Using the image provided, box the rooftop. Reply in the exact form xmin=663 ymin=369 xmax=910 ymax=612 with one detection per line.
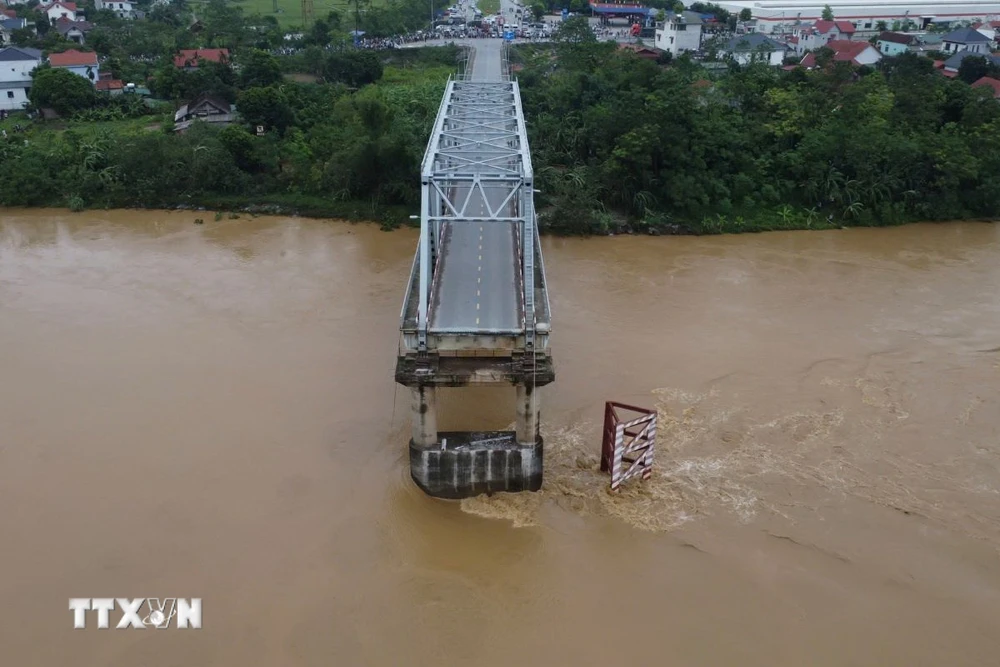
xmin=814 ymin=19 xmax=856 ymax=34
xmin=53 ymin=18 xmax=94 ymax=35
xmin=0 ymin=17 xmax=28 ymax=30
xmin=173 ymin=48 xmax=230 ymax=68
xmin=943 ymin=48 xmax=1000 ymax=70
xmin=43 ymin=1 xmax=79 ymax=11
xmin=725 ymin=33 xmax=787 ymax=51
xmin=972 ymin=75 xmax=1000 ymax=96
xmin=48 ymin=48 xmax=98 ymax=67
xmin=96 ymin=78 xmax=124 ymax=92
xmin=942 ymin=27 xmax=992 ymax=42
xmin=0 ymin=46 xmax=43 ymax=61
xmin=800 ymin=40 xmax=877 ymax=66
xmin=878 ymin=31 xmax=918 ymax=45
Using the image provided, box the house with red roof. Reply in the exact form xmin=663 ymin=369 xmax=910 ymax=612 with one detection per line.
xmin=971 ymin=76 xmax=1000 ymax=98
xmin=95 ymin=71 xmax=123 ymax=94
xmin=794 ymin=19 xmax=855 ymax=55
xmin=39 ymin=1 xmax=78 ymax=23
xmin=973 ymin=21 xmax=1000 ymax=42
xmin=617 ymin=43 xmax=660 ymax=61
xmin=173 ymin=48 xmax=229 ymax=70
xmin=48 ymin=48 xmax=99 ymax=83
xmin=801 ymin=40 xmax=882 ymax=68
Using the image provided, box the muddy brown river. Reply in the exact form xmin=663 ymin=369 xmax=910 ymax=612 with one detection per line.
xmin=1 ymin=209 xmax=999 ymax=666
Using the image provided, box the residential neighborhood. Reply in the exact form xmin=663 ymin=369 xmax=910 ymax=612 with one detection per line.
xmin=0 ymin=0 xmax=240 ymax=122
xmin=635 ymin=2 xmax=1000 ymax=85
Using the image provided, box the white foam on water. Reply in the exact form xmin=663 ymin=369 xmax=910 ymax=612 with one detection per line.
xmin=462 ymin=375 xmax=1000 ymax=544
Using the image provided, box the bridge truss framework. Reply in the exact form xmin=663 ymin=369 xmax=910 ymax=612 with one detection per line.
xmin=416 ymin=74 xmax=539 ymax=348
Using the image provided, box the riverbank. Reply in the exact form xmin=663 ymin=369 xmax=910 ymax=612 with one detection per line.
xmin=8 ymin=205 xmax=997 ymax=240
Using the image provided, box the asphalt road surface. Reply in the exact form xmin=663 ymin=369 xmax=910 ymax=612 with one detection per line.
xmin=428 ymin=40 xmax=522 ymax=333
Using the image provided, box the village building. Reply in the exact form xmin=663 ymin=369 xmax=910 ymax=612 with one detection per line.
xmin=173 ymin=48 xmax=230 ymax=70
xmin=52 ymin=17 xmax=93 ymax=44
xmin=721 ymin=33 xmax=789 ymax=65
xmin=0 ymin=45 xmax=41 ymax=111
xmin=801 ymin=39 xmax=884 ymax=66
xmin=174 ymin=92 xmax=237 ymax=132
xmin=654 ymin=11 xmax=703 ymax=57
xmin=48 ymin=48 xmax=99 ymax=83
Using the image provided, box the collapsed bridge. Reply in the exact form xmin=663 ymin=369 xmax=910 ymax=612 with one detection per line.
xmin=395 ymin=40 xmax=554 ymax=499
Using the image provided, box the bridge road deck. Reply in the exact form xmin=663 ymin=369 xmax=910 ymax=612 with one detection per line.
xmin=428 ymin=39 xmax=522 ymax=335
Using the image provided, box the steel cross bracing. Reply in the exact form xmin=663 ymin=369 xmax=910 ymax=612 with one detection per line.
xmin=416 ymin=76 xmax=537 ymax=349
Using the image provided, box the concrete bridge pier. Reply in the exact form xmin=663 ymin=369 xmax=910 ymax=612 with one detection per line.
xmin=410 ymin=386 xmax=438 ymax=448
xmin=398 ymin=355 xmax=553 ymax=498
xmin=515 ymin=384 xmax=540 ymax=446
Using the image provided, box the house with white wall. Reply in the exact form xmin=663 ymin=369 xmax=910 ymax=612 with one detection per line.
xmin=722 ymin=33 xmax=788 ymax=65
xmin=40 ymin=1 xmax=79 ymax=23
xmin=801 ymin=40 xmax=883 ymax=67
xmin=876 ymin=31 xmax=918 ymax=55
xmin=95 ymin=0 xmax=135 ymax=19
xmin=941 ymin=27 xmax=992 ymax=54
xmin=0 ymin=45 xmax=41 ymax=110
xmin=972 ymin=21 xmax=1000 ymax=41
xmin=654 ymin=11 xmax=703 ymax=57
xmin=794 ymin=20 xmax=856 ymax=54
xmin=48 ymin=48 xmax=98 ymax=83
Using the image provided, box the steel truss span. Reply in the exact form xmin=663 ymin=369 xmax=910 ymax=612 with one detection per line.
xmin=415 ymin=76 xmax=539 ymax=348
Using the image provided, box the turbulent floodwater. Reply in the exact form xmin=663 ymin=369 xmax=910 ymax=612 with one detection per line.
xmin=1 ymin=209 xmax=999 ymax=666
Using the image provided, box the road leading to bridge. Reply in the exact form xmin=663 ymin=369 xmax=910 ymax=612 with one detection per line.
xmin=429 ymin=39 xmax=522 ymax=333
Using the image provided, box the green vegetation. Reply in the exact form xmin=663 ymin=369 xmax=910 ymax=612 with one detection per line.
xmin=0 ymin=0 xmax=462 ymax=226
xmin=190 ymin=0 xmax=391 ymax=29
xmin=5 ymin=3 xmax=1000 ymax=237
xmin=511 ymin=18 xmax=1000 ymax=235
xmin=478 ymin=0 xmax=501 ymax=15
xmin=0 ymin=50 xmax=452 ymax=224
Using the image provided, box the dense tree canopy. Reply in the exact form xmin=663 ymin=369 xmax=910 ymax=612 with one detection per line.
xmin=29 ymin=68 xmax=98 ymax=116
xmin=513 ymin=45 xmax=1000 ymax=234
xmin=0 ymin=47 xmax=460 ymax=224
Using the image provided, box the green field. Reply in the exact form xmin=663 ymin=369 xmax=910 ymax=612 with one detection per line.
xmin=211 ymin=0 xmax=392 ymax=29
xmin=477 ymin=0 xmax=499 ymax=15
